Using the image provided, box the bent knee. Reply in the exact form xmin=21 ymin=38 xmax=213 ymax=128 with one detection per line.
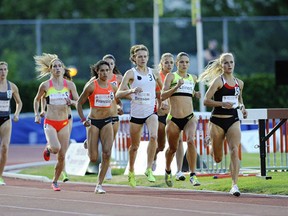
xmin=214 ymin=156 xmax=223 ymax=163
xmin=187 ymin=139 xmax=196 ymax=147
xmin=102 ymin=151 xmax=111 ymax=160
xmin=150 ymin=134 xmax=157 ymax=142
xmin=89 ymin=154 xmax=99 ymax=163
xmin=229 ymin=145 xmax=239 ymax=155
xmin=50 ymin=146 xmax=60 ymax=154
xmin=157 ymin=145 xmax=165 ymax=152
xmin=168 ymin=145 xmax=177 ymax=154
xmin=129 ymin=144 xmax=139 ymax=152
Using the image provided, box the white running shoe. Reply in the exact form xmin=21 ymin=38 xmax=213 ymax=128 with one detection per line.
xmin=230 ymin=185 xmax=241 ymax=197
xmin=175 ymin=171 xmax=186 ymax=181
xmin=152 ymin=160 xmax=157 ymax=171
xmin=95 ymin=184 xmax=106 ymax=194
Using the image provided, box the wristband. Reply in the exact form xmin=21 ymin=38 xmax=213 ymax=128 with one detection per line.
xmin=81 ymin=118 xmax=86 ymax=122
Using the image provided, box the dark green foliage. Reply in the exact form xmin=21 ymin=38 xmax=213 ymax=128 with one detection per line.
xmin=239 ymin=73 xmax=288 ymax=108
xmin=2 ymin=0 xmax=288 ymax=112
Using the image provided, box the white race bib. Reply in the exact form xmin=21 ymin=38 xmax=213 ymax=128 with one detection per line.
xmin=0 ymin=100 xmax=10 ymax=112
xmin=222 ymin=95 xmax=239 ymax=109
xmin=175 ymin=81 xmax=195 ymax=94
xmin=49 ymin=92 xmax=69 ymax=105
xmin=134 ymin=92 xmax=151 ymax=104
xmin=94 ymin=93 xmax=113 ymax=107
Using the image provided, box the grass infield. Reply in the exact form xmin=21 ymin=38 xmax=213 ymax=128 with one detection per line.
xmin=19 ymin=153 xmax=288 ymax=196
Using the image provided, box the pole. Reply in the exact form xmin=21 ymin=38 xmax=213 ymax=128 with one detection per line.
xmin=35 ymin=19 xmax=42 ymax=55
xmin=258 ymin=119 xmax=272 ymax=179
xmin=193 ymin=0 xmax=206 ymax=112
xmin=153 ymin=0 xmax=160 ymax=68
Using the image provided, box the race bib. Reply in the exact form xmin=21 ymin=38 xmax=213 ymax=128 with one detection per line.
xmin=0 ymin=100 xmax=10 ymax=112
xmin=94 ymin=93 xmax=113 ymax=107
xmin=134 ymin=92 xmax=151 ymax=104
xmin=49 ymin=91 xmax=69 ymax=105
xmin=222 ymin=95 xmax=238 ymax=109
xmin=175 ymin=81 xmax=195 ymax=94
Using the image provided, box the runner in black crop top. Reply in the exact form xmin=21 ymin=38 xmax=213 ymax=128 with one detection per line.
xmin=199 ymin=53 xmax=248 ymax=197
xmin=212 ymin=75 xmax=240 ymax=116
xmin=0 ymin=61 xmax=22 ymax=186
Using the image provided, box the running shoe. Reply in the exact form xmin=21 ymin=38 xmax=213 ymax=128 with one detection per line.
xmin=145 ymin=168 xmax=156 ymax=182
xmin=165 ymin=171 xmax=173 ymax=187
xmin=175 ymin=171 xmax=186 ymax=181
xmin=95 ymin=184 xmax=106 ymax=194
xmin=128 ymin=171 xmax=136 ymax=187
xmin=43 ymin=147 xmax=50 ymax=161
xmin=51 ymin=182 xmax=61 ymax=191
xmin=83 ymin=139 xmax=87 ymax=149
xmin=190 ymin=175 xmax=201 ymax=186
xmin=230 ymin=185 xmax=241 ymax=197
xmin=62 ymin=171 xmax=69 ymax=182
xmin=0 ymin=177 xmax=6 ymax=186
xmin=152 ymin=160 xmax=157 ymax=171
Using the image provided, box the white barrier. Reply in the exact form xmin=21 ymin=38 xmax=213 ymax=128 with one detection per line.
xmin=103 ymin=109 xmax=288 ymax=174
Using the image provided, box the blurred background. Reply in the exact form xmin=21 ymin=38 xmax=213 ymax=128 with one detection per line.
xmin=1 ymin=0 xmax=288 ymax=143
xmin=1 ymin=0 xmax=288 ymax=81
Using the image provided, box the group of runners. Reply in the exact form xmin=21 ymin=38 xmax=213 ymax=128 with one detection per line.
xmin=0 ymin=44 xmax=247 ymax=197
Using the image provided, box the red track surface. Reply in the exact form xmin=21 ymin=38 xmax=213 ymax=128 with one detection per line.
xmin=1 ymin=145 xmax=287 ymax=216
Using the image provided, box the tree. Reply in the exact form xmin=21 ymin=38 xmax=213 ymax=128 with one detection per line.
xmin=1 ymin=0 xmax=288 ymax=20
xmin=0 ymin=0 xmax=153 ymax=19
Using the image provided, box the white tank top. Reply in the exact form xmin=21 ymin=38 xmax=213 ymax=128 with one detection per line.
xmin=130 ymin=67 xmax=156 ymax=118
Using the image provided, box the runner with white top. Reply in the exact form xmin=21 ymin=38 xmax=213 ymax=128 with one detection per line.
xmin=116 ymin=44 xmax=162 ymax=187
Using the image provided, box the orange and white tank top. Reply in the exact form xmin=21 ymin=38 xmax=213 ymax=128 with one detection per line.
xmin=88 ymin=80 xmax=114 ymax=108
xmin=45 ymin=79 xmax=69 ymax=105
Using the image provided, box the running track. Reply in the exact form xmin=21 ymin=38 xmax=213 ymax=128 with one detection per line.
xmin=0 ymin=145 xmax=287 ymax=216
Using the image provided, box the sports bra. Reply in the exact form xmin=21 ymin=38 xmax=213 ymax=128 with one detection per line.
xmin=170 ymin=72 xmax=195 ymax=97
xmin=212 ymin=75 xmax=240 ymax=115
xmin=45 ymin=79 xmax=70 ymax=105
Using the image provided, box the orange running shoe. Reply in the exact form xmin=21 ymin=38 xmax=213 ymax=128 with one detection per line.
xmin=43 ymin=148 xmax=50 ymax=161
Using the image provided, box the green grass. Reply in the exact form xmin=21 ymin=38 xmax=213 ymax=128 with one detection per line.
xmin=19 ymin=152 xmax=288 ymax=196
xmin=19 ymin=166 xmax=288 ymax=195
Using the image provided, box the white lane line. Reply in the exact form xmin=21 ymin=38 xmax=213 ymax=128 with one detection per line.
xmin=0 ymin=204 xmax=106 ymax=216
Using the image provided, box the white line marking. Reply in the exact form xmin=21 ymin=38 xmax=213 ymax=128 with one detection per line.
xmin=0 ymin=204 xmax=105 ymax=216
